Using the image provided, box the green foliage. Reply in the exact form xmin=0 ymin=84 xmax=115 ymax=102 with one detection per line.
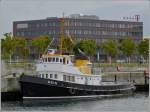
xmin=120 ymin=37 xmax=135 ymax=57
xmin=32 ymin=35 xmax=51 ymax=57
xmin=2 ymin=33 xmax=14 ymax=57
xmin=1 ymin=33 xmax=29 ymax=59
xmin=62 ymin=36 xmax=74 ymax=53
xmin=101 ymin=39 xmax=118 ymax=57
xmin=138 ymin=39 xmax=149 ymax=59
xmin=13 ymin=37 xmax=28 ymax=58
xmin=74 ymin=39 xmax=96 ymax=56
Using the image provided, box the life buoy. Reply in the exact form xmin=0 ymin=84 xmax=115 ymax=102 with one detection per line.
xmin=69 ymin=88 xmax=76 ymax=95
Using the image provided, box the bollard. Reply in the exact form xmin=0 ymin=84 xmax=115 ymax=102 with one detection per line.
xmin=144 ymin=70 xmax=148 ymax=85
xmin=129 ymin=72 xmax=131 ymax=82
xmin=144 ymin=75 xmax=147 ymax=85
xmin=13 ymin=73 xmax=16 ymax=77
xmin=114 ymin=75 xmax=117 ymax=83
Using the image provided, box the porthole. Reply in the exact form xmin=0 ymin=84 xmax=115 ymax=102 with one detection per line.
xmin=42 ymin=74 xmax=44 ymax=78
xmin=46 ymin=74 xmax=48 ymax=78
xmin=55 ymin=74 xmax=57 ymax=79
xmin=50 ymin=74 xmax=53 ymax=78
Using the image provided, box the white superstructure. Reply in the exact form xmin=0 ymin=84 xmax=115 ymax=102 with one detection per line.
xmin=36 ymin=53 xmax=102 ymax=85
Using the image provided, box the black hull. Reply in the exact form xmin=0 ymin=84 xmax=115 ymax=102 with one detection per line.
xmin=19 ymin=75 xmax=135 ymax=99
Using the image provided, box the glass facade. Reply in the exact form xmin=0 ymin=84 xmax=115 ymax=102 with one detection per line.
xmin=13 ymin=17 xmax=143 ymax=42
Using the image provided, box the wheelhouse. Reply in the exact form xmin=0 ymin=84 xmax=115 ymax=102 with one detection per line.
xmin=40 ymin=54 xmax=72 ymax=65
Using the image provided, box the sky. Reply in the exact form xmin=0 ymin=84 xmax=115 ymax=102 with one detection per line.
xmin=0 ymin=0 xmax=150 ymax=38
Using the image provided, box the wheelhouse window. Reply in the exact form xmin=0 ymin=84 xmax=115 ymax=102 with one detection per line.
xmin=56 ymin=58 xmax=59 ymax=62
xmin=63 ymin=58 xmax=65 ymax=64
xmin=53 ymin=58 xmax=55 ymax=62
xmin=48 ymin=57 xmax=52 ymax=62
xmin=60 ymin=58 xmax=62 ymax=63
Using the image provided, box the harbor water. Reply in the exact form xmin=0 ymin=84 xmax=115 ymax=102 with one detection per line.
xmin=1 ymin=92 xmax=149 ymax=111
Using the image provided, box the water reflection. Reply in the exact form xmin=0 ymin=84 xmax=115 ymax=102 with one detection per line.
xmin=1 ymin=92 xmax=149 ymax=111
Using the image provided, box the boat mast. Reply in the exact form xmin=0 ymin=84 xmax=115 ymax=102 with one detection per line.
xmin=60 ymin=12 xmax=65 ymax=55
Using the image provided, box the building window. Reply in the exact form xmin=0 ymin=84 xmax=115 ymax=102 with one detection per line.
xmin=45 ymin=23 xmax=48 ymax=27
xmin=52 ymin=22 xmax=55 ymax=26
xmin=21 ymin=32 xmax=24 ymax=36
xmin=17 ymin=23 xmax=28 ymax=29
xmin=49 ymin=23 xmax=52 ymax=26
xmin=17 ymin=32 xmax=20 ymax=36
xmin=37 ymin=24 xmax=40 ymax=28
xmin=49 ymin=31 xmax=52 ymax=34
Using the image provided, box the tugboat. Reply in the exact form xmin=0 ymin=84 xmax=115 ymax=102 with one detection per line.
xmin=19 ymin=16 xmax=135 ymax=100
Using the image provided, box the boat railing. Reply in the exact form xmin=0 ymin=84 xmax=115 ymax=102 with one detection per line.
xmin=46 ymin=77 xmax=134 ymax=91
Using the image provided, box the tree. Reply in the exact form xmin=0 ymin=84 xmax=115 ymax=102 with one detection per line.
xmin=120 ymin=37 xmax=135 ymax=63
xmin=1 ymin=33 xmax=15 ymax=63
xmin=1 ymin=33 xmax=28 ymax=62
xmin=32 ymin=35 xmax=51 ymax=58
xmin=138 ymin=39 xmax=149 ymax=61
xmin=101 ymin=39 xmax=118 ymax=64
xmin=74 ymin=39 xmax=96 ymax=58
xmin=62 ymin=36 xmax=74 ymax=53
xmin=13 ymin=37 xmax=28 ymax=59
